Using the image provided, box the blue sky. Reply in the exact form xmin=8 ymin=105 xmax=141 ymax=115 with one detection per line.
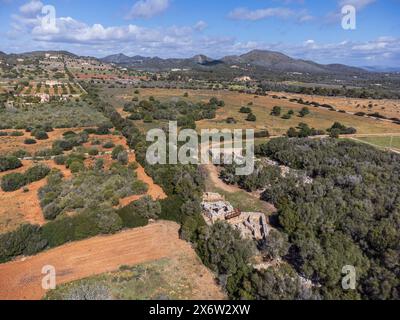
xmin=0 ymin=0 xmax=399 ymax=67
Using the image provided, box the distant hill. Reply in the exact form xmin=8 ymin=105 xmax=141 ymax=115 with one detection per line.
xmin=363 ymin=66 xmax=400 ymax=73
xmin=101 ymin=49 xmax=367 ymax=75
xmin=101 ymin=53 xmax=223 ymax=71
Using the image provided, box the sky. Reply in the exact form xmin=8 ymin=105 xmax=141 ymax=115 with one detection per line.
xmin=0 ymin=0 xmax=399 ymax=67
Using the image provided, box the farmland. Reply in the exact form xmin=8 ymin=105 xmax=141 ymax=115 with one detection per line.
xmin=0 ymin=221 xmax=224 ymax=300
xmin=108 ymin=87 xmax=400 ymax=136
xmin=0 ymin=101 xmax=110 ymax=129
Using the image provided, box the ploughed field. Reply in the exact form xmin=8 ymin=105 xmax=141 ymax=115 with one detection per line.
xmin=0 ymin=221 xmax=224 ymax=300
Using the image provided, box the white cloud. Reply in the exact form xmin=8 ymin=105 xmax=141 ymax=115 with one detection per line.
xmin=228 ymin=7 xmax=295 ymax=21
xmin=228 ymin=6 xmax=313 ymax=23
xmin=19 ymin=0 xmax=43 ymax=16
xmin=126 ymin=0 xmax=169 ymax=19
xmin=194 ymin=20 xmax=208 ymax=31
xmin=338 ymin=0 xmax=376 ymax=10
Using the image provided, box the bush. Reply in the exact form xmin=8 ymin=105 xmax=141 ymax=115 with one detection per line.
xmin=24 ymin=138 xmax=37 ymax=145
xmin=255 ymin=130 xmax=270 ymax=138
xmin=103 ymin=141 xmax=115 ymax=149
xmin=112 ymin=145 xmax=125 ymax=160
xmin=25 ymin=165 xmax=51 ymax=183
xmin=299 ymin=107 xmax=310 ymax=117
xmin=1 ymin=173 xmax=27 ymax=192
xmin=53 ymin=140 xmax=73 ymax=151
xmin=0 ymin=156 xmax=23 ymax=172
xmin=239 ymin=107 xmax=252 ymax=114
xmin=271 ymin=106 xmax=282 ymax=116
xmin=9 ymin=131 xmax=24 ymax=137
xmin=131 ymin=180 xmax=148 ymax=195
xmin=117 ymin=151 xmax=128 ymax=165
xmin=54 ymin=155 xmax=66 ymax=165
xmin=69 ymin=161 xmax=85 ymax=173
xmin=0 ymin=224 xmax=47 ymax=263
xmin=117 ymin=196 xmax=161 ymax=228
xmin=117 ymin=205 xmax=148 ymax=228
xmin=96 ymin=125 xmax=110 ymax=135
xmin=42 ymin=206 xmax=122 ymax=247
xmin=88 ymin=148 xmax=99 ymax=156
xmin=128 ymin=113 xmax=142 ymax=120
xmin=34 ymin=131 xmax=49 ymax=140
xmin=246 ymin=113 xmax=257 ymax=122
xmin=12 ymin=149 xmax=31 ymax=158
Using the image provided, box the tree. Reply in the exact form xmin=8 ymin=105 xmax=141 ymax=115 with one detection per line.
xmin=299 ymin=107 xmax=310 ymax=117
xmin=0 ymin=156 xmax=22 ymax=172
xmin=246 ymin=113 xmax=257 ymax=122
xmin=1 ymin=173 xmax=26 ymax=191
xmin=112 ymin=145 xmax=125 ymax=160
xmin=260 ymin=229 xmax=290 ymax=260
xmin=117 ymin=151 xmax=128 ymax=165
xmin=271 ymin=106 xmax=282 ymax=116
xmin=240 ymin=106 xmax=252 ymax=114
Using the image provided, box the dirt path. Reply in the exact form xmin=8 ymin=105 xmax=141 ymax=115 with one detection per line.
xmin=204 ymin=163 xmax=242 ymax=194
xmin=0 ymin=221 xmax=224 ymax=300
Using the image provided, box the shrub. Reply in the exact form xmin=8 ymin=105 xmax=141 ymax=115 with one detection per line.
xmin=96 ymin=125 xmax=110 ymax=135
xmin=239 ymin=107 xmax=252 ymax=114
xmin=0 ymin=131 xmax=7 ymax=136
xmin=25 ymin=165 xmax=51 ymax=183
xmin=255 ymin=130 xmax=270 ymax=138
xmin=88 ymin=148 xmax=99 ymax=156
xmin=54 ymin=155 xmax=66 ymax=165
xmin=246 ymin=113 xmax=257 ymax=122
xmin=1 ymin=173 xmax=27 ymax=192
xmin=282 ymin=114 xmax=291 ymax=120
xmin=0 ymin=156 xmax=23 ymax=172
xmin=24 ymin=138 xmax=37 ymax=145
xmin=112 ymin=145 xmax=125 ymax=160
xmin=271 ymin=106 xmax=282 ymax=116
xmin=53 ymin=139 xmax=73 ymax=151
xmin=63 ymin=131 xmax=76 ymax=137
xmin=69 ymin=161 xmax=85 ymax=173
xmin=102 ymin=141 xmax=115 ymax=149
xmin=128 ymin=113 xmax=142 ymax=120
xmin=9 ymin=131 xmax=24 ymax=137
xmin=117 ymin=205 xmax=148 ymax=228
xmin=131 ymin=180 xmax=148 ymax=195
xmin=0 ymin=224 xmax=47 ymax=263
xmin=33 ymin=131 xmax=49 ymax=140
xmin=12 ymin=149 xmax=31 ymax=158
xmin=299 ymin=107 xmax=310 ymax=117
xmin=143 ymin=114 xmax=153 ymax=123
xmin=94 ymin=158 xmax=105 ymax=171
xmin=117 ymin=151 xmax=128 ymax=165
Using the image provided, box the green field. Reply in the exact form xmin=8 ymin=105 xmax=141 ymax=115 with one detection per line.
xmin=353 ymin=136 xmax=400 ymax=151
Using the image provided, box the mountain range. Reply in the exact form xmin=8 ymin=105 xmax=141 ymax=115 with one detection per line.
xmin=101 ymin=49 xmax=368 ymax=75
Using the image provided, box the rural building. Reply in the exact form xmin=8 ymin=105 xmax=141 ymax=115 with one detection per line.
xmin=201 ymin=192 xmax=269 ymax=241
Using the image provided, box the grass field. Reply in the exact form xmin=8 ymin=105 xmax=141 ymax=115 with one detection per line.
xmin=107 ymin=87 xmax=400 ymax=136
xmin=352 ymin=136 xmax=400 ymax=151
